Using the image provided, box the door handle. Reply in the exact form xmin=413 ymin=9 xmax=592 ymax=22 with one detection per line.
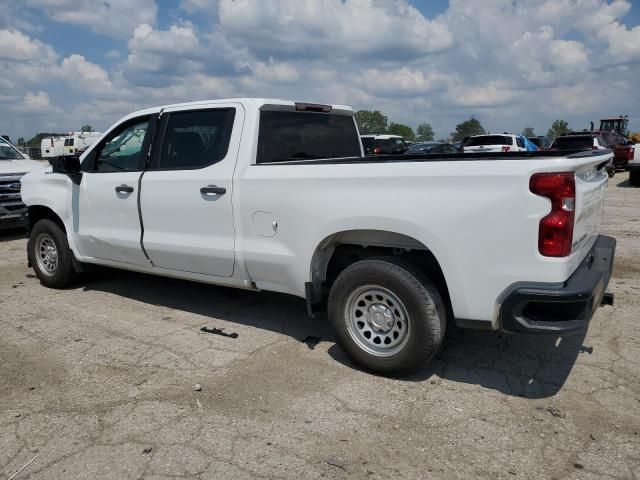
xmin=200 ymin=185 xmax=226 ymax=195
xmin=115 ymin=184 xmax=134 ymax=194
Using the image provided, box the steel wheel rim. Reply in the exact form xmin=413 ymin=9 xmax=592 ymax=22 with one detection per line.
xmin=344 ymin=285 xmax=411 ymax=357
xmin=35 ymin=233 xmax=58 ymax=277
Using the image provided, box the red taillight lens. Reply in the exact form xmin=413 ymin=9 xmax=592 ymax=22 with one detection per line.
xmin=373 ymin=147 xmax=382 ymax=154
xmin=502 ymin=146 xmax=511 ymax=152
xmin=530 ymin=172 xmax=575 ymax=257
xmin=628 ymin=148 xmax=635 ymax=160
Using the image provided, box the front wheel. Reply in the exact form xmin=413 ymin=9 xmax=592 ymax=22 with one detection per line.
xmin=328 ymin=257 xmax=446 ymax=376
xmin=27 ymin=219 xmax=79 ymax=288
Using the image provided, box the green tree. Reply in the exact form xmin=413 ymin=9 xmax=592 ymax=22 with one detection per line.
xmin=354 ymin=110 xmax=388 ymax=134
xmin=546 ymin=120 xmax=570 ymax=142
xmin=387 ymin=122 xmax=416 ymax=141
xmin=451 ymin=117 xmax=486 ymax=142
xmin=81 ymin=124 xmax=93 ymax=132
xmin=416 ymin=123 xmax=434 ymax=141
xmin=522 ymin=127 xmax=536 ymax=137
xmin=16 ymin=137 xmax=25 ymax=146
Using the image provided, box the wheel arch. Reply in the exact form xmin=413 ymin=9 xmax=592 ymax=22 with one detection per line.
xmin=28 ymin=205 xmax=66 ymax=235
xmin=306 ymin=229 xmax=451 ymax=317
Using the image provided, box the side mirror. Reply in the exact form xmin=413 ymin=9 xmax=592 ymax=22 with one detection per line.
xmin=51 ymin=155 xmax=82 ymax=184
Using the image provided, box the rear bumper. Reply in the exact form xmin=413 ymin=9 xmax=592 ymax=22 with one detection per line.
xmin=499 ymin=235 xmax=616 ymax=334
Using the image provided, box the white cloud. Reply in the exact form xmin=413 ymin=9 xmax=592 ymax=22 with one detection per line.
xmin=598 ymin=22 xmax=640 ymax=62
xmin=0 ymin=28 xmax=56 ymax=62
xmin=22 ymin=91 xmax=51 ymax=111
xmin=249 ymin=60 xmax=300 ymax=82
xmin=24 ymin=0 xmax=157 ymax=38
xmin=359 ymin=68 xmax=450 ymax=97
xmin=59 ymin=54 xmax=114 ymax=94
xmin=218 ymin=0 xmax=453 ymax=60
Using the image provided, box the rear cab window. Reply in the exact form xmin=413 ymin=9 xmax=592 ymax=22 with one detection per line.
xmin=257 ymin=111 xmax=361 ymax=163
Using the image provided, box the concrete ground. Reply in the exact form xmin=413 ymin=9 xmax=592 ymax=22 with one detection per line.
xmin=1 ymin=172 xmax=639 ymax=480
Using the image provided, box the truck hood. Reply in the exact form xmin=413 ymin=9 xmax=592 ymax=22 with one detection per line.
xmin=0 ymin=158 xmax=45 ymax=175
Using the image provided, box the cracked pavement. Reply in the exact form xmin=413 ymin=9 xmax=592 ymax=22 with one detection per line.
xmin=1 ymin=173 xmax=639 ymax=479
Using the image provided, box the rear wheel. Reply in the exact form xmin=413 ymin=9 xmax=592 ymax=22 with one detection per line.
xmin=328 ymin=257 xmax=446 ymax=376
xmin=630 ymin=169 xmax=640 ymax=186
xmin=27 ymin=219 xmax=79 ymax=288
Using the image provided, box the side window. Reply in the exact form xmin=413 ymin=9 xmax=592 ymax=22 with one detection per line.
xmin=156 ymin=109 xmax=236 ymax=170
xmin=516 ymin=137 xmax=524 ymax=148
xmin=94 ymin=119 xmax=150 ymax=172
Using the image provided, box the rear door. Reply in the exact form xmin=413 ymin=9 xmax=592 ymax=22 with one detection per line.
xmin=140 ymin=103 xmax=243 ymax=277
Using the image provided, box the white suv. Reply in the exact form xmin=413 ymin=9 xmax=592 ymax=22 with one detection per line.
xmin=464 ymin=134 xmax=527 ymax=153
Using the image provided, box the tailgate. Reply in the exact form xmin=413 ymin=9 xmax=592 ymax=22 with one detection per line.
xmin=571 ymin=155 xmax=609 ymax=259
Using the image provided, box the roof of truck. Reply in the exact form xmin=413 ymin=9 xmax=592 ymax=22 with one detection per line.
xmin=125 ymin=98 xmax=353 ymax=119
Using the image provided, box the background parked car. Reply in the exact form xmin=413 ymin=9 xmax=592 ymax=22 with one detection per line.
xmin=550 ymin=133 xmax=608 ymax=150
xmin=463 ymin=133 xmax=535 ymax=153
xmin=361 ymin=134 xmax=407 ymax=154
xmin=550 ymin=133 xmax=614 ymax=176
xmin=406 ymin=142 xmax=460 ymax=154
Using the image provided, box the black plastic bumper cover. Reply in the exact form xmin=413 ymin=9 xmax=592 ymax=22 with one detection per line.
xmin=500 ymin=235 xmax=616 ymax=334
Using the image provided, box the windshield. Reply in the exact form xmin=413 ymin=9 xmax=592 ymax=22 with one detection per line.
xmin=551 ymin=136 xmax=593 ymax=150
xmin=0 ymin=138 xmax=23 ymax=160
xmin=466 ymin=135 xmax=513 ymax=146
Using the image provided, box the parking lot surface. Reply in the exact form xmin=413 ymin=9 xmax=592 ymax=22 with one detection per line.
xmin=1 ymin=173 xmax=639 ymax=480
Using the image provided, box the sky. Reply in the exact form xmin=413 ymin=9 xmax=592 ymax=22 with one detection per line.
xmin=1 ymin=0 xmax=640 ymax=141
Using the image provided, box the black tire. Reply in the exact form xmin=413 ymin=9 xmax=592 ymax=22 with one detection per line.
xmin=328 ymin=257 xmax=446 ymax=376
xmin=630 ymin=169 xmax=640 ymax=187
xmin=27 ymin=219 xmax=79 ymax=288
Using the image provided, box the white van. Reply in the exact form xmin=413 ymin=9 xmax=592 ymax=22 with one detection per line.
xmin=40 ymin=137 xmax=65 ymax=158
xmin=63 ymin=132 xmax=103 ymax=155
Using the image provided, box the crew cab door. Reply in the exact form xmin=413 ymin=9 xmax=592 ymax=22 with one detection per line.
xmin=74 ymin=115 xmax=156 ymax=265
xmin=140 ymin=104 xmax=242 ymax=277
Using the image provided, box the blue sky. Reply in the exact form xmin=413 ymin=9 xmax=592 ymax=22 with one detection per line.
xmin=1 ymin=0 xmax=640 ymax=141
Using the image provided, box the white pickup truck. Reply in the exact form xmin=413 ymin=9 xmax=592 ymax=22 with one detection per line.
xmin=20 ymin=98 xmax=616 ymax=375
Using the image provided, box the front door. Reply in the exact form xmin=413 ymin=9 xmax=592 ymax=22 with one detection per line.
xmin=74 ymin=115 xmax=155 ymax=266
xmin=140 ymin=104 xmax=242 ymax=277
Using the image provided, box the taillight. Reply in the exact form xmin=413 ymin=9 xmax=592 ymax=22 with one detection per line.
xmin=530 ymin=172 xmax=575 ymax=257
xmin=373 ymin=147 xmax=382 ymax=154
xmin=628 ymin=148 xmax=635 ymax=161
xmin=502 ymin=146 xmax=510 ymax=152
